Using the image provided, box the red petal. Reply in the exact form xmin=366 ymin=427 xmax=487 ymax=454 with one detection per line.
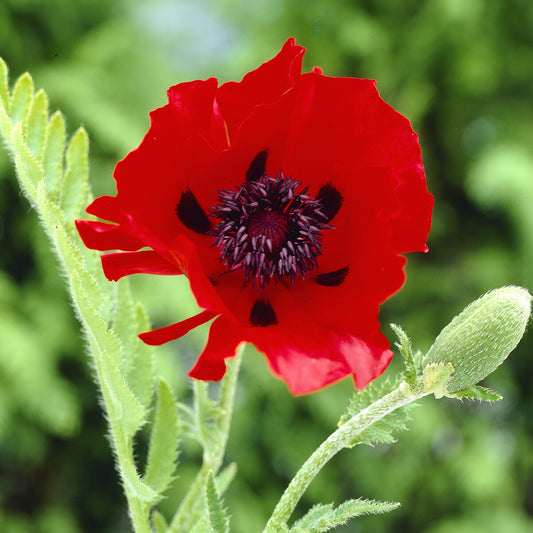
xmin=189 ymin=317 xmax=244 ymax=381
xmin=341 ymin=335 xmax=393 ymax=390
xmin=86 ymin=195 xmax=122 ymax=222
xmin=217 ymin=38 xmax=304 ymax=141
xmin=75 ymin=220 xmax=143 ymax=251
xmin=167 ymin=78 xmax=228 ymax=151
xmin=249 ymin=322 xmax=392 ymax=395
xmin=101 ymin=250 xmax=183 ymax=281
xmin=139 ymin=309 xmax=217 ymax=346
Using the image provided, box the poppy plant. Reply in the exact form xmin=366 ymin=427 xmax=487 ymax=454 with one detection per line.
xmin=76 ymin=38 xmax=433 ymax=395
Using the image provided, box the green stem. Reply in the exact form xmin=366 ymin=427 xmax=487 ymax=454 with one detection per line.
xmin=264 ymin=378 xmax=428 ymax=532
xmin=91 ymin=351 xmax=151 ymax=533
xmin=168 ymin=348 xmax=243 ymax=533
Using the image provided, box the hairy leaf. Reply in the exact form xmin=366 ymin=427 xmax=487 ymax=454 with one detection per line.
xmin=194 ymin=382 xmax=224 ymax=460
xmin=145 ymin=379 xmax=180 ymax=495
xmin=291 ymin=499 xmax=400 ymax=533
xmin=122 ymin=459 xmax=158 ymax=504
xmin=43 ymin=111 xmax=66 ymax=198
xmin=151 ymin=510 xmax=169 ymax=533
xmin=448 ymin=385 xmax=502 ymax=402
xmin=25 ymin=89 xmax=49 ymax=159
xmin=190 ymin=518 xmax=215 ymax=533
xmin=0 ymin=57 xmax=8 ymax=109
xmin=100 ymin=350 xmax=146 ymax=439
xmin=125 ymin=304 xmax=155 ymax=408
xmin=205 ymin=471 xmax=230 ymax=533
xmin=215 ymin=462 xmax=237 ymax=496
xmin=60 ymin=127 xmax=90 ymax=219
xmin=13 ymin=124 xmax=41 ymax=204
xmin=69 ymin=270 xmax=121 ymax=363
xmin=338 ymin=379 xmax=414 ymax=446
xmin=9 ymin=72 xmax=33 ymax=124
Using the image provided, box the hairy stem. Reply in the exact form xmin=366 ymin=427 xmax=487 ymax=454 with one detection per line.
xmin=169 ymin=348 xmax=243 ymax=532
xmin=264 ymin=378 xmax=428 ymax=532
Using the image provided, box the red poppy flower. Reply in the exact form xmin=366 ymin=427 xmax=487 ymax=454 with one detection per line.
xmin=76 ymin=38 xmax=433 ymax=395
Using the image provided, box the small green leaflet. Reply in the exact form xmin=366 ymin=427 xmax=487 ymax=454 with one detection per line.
xmin=447 ymin=385 xmax=502 ymax=402
xmin=205 ymin=471 xmax=230 ymax=533
xmin=150 ymin=510 xmax=169 ymax=533
xmin=144 ymin=379 xmax=180 ymax=495
xmin=338 ymin=379 xmax=414 ymax=447
xmin=291 ymin=499 xmax=400 ymax=533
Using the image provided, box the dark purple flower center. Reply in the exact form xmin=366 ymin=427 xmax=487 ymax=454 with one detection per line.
xmin=210 ymin=173 xmax=334 ymax=289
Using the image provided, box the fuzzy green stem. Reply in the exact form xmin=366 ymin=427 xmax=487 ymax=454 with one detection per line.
xmin=169 ymin=348 xmax=243 ymax=533
xmin=264 ymin=378 xmax=428 ymax=532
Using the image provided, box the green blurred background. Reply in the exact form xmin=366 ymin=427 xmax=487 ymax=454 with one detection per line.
xmin=1 ymin=0 xmax=533 ymax=531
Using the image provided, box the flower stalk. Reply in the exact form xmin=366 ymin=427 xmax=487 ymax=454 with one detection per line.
xmin=264 ymin=378 xmax=428 ymax=531
xmin=169 ymin=348 xmax=243 ymax=532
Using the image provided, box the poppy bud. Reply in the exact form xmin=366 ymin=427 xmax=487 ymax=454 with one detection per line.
xmin=423 ymin=286 xmax=531 ymax=393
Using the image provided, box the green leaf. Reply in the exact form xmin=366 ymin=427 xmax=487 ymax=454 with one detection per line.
xmin=215 ymin=462 xmax=237 ymax=495
xmin=151 ymin=510 xmax=169 ymax=533
xmin=125 ymin=304 xmax=155 ymax=408
xmin=112 ymin=279 xmax=138 ymax=363
xmin=13 ymin=123 xmax=42 ymax=204
xmin=338 ymin=379 xmax=413 ymax=446
xmin=69 ymin=269 xmax=121 ymax=364
xmin=144 ymin=379 xmax=180 ymax=495
xmin=59 ymin=127 xmax=90 ymax=219
xmin=291 ymin=499 xmax=400 ymax=533
xmin=205 ymin=471 xmax=230 ymax=533
xmin=190 ymin=518 xmax=215 ymax=533
xmin=447 ymin=385 xmax=502 ymax=402
xmin=391 ymin=323 xmax=419 ymax=383
xmin=9 ymin=72 xmax=34 ymax=124
xmin=0 ymin=57 xmax=8 ymax=109
xmin=194 ymin=382 xmax=224 ymax=460
xmin=0 ymin=94 xmax=13 ymax=145
xmin=100 ymin=350 xmax=146 ymax=439
xmin=25 ymin=89 xmax=49 ymax=160
xmin=121 ymin=459 xmax=158 ymax=504
xmin=43 ymin=111 xmax=66 ymax=199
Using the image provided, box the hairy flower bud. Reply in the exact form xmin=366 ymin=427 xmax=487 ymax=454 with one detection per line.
xmin=423 ymin=286 xmax=531 ymax=393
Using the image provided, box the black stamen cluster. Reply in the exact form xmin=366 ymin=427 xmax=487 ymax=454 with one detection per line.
xmin=210 ymin=173 xmax=333 ymax=289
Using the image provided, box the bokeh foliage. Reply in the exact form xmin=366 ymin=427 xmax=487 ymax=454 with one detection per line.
xmin=1 ymin=0 xmax=532 ymax=532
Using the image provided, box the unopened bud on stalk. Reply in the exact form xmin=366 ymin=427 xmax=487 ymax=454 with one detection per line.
xmin=423 ymin=286 xmax=531 ymax=393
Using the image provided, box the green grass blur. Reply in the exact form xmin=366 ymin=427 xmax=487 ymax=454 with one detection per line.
xmin=1 ymin=0 xmax=532 ymax=531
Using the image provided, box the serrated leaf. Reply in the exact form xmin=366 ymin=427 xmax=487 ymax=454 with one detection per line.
xmin=190 ymin=518 xmax=214 ymax=533
xmin=0 ymin=57 xmax=8 ymax=109
xmin=121 ymin=459 xmax=158 ymax=504
xmin=205 ymin=471 xmax=230 ymax=533
xmin=448 ymin=385 xmax=502 ymax=402
xmin=43 ymin=111 xmax=66 ymax=199
xmin=195 ymin=382 xmax=224 ymax=458
xmin=215 ymin=462 xmax=237 ymax=495
xmin=151 ymin=510 xmax=169 ymax=533
xmin=0 ymin=95 xmax=13 ymax=145
xmin=9 ymin=72 xmax=34 ymax=124
xmin=339 ymin=379 xmax=399 ymax=425
xmin=125 ymin=304 xmax=155 ymax=408
xmin=144 ymin=379 xmax=180 ymax=494
xmin=338 ymin=379 xmax=413 ymax=446
xmin=13 ymin=124 xmax=42 ymax=204
xmin=100 ymin=350 xmax=146 ymax=438
xmin=391 ymin=323 xmax=418 ymax=382
xmin=59 ymin=127 xmax=89 ymax=219
xmin=291 ymin=499 xmax=400 ymax=533
xmin=113 ymin=279 xmax=138 ymax=361
xmin=69 ymin=270 xmax=121 ymax=364
xmin=25 ymin=89 xmax=49 ymax=159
